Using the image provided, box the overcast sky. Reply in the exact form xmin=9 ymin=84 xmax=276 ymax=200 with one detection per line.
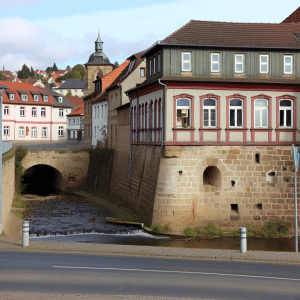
xmin=0 ymin=0 xmax=299 ymax=71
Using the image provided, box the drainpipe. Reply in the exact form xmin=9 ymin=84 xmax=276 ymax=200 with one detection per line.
xmin=0 ymin=85 xmax=8 ymax=234
xmin=158 ymin=79 xmax=167 ymax=148
xmin=127 ymin=92 xmax=132 ymax=181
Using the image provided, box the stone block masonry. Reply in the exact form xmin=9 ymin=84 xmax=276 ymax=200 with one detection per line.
xmin=153 ymin=145 xmax=300 ymax=232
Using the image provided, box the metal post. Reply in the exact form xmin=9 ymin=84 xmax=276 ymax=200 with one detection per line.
xmin=295 ymin=170 xmax=298 ymax=252
xmin=22 ymin=220 xmax=29 ymax=247
xmin=240 ymin=227 xmax=247 ymax=253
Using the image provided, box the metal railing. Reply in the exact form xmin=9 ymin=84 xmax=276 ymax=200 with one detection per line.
xmin=12 ymin=141 xmax=92 ymax=150
xmin=2 ymin=141 xmax=12 ymax=154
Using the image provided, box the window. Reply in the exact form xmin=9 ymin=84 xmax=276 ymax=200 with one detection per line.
xmin=279 ymin=99 xmax=293 ymax=127
xmin=20 ymin=107 xmax=25 ymax=116
xmin=42 ymin=127 xmax=47 ymax=137
xmin=229 ymin=99 xmax=243 ymax=127
xmin=102 ymin=104 xmax=103 ymax=118
xmin=76 ymin=118 xmax=79 ymax=125
xmin=69 ymin=118 xmax=72 ymax=125
xmin=58 ymin=97 xmax=63 ymax=103
xmin=19 ymin=127 xmax=25 ymax=137
xmin=21 ymin=95 xmax=28 ymax=101
xmin=4 ymin=126 xmax=9 ymax=136
xmin=9 ymin=94 xmax=14 ymax=100
xmin=260 ymin=55 xmax=269 ymax=73
xmin=94 ymin=106 xmax=96 ymax=119
xmin=59 ymin=108 xmax=64 ymax=117
xmin=254 ymin=99 xmax=268 ymax=128
xmin=235 ymin=54 xmax=244 ymax=73
xmin=140 ymin=68 xmax=145 ymax=77
xmin=284 ymin=55 xmax=293 ymax=74
xmin=75 ymin=90 xmax=77 ymax=93
xmin=211 ymin=53 xmax=220 ymax=72
xmin=34 ymin=95 xmax=39 ymax=101
xmin=4 ymin=106 xmax=9 ymax=115
xmin=32 ymin=107 xmax=37 ymax=117
xmin=41 ymin=107 xmax=46 ymax=117
xmin=149 ymin=59 xmax=152 ymax=76
xmin=97 ymin=106 xmax=99 ymax=118
xmin=31 ymin=127 xmax=37 ymax=137
xmin=176 ymin=98 xmax=191 ymax=127
xmin=81 ymin=89 xmax=84 ymax=93
xmin=153 ymin=57 xmax=156 ymax=74
xmin=182 ymin=52 xmax=191 ymax=71
xmin=43 ymin=95 xmax=48 ymax=102
xmin=158 ymin=54 xmax=160 ymax=73
xmin=60 ymin=90 xmax=63 ymax=94
xmin=58 ymin=126 xmax=63 ymax=136
xmin=203 ymin=98 xmax=217 ymax=127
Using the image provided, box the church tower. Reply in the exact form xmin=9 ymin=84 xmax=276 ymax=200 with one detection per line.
xmin=84 ymin=30 xmax=114 ymax=95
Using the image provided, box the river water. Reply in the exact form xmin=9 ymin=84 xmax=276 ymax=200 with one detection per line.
xmin=25 ymin=194 xmax=300 ymax=252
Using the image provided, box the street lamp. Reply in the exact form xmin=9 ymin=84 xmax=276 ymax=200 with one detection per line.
xmin=0 ymin=85 xmax=8 ymax=234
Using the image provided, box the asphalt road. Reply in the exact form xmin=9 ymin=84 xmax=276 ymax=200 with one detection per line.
xmin=0 ymin=251 xmax=300 ymax=300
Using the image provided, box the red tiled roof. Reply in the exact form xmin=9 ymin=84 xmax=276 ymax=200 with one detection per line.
xmin=67 ymin=96 xmax=84 ymax=107
xmin=282 ymin=7 xmax=300 ymax=23
xmin=162 ymin=20 xmax=300 ymax=48
xmin=55 ymin=82 xmax=63 ymax=87
xmin=69 ymin=102 xmax=84 ymax=115
xmin=0 ymin=81 xmax=54 ymax=105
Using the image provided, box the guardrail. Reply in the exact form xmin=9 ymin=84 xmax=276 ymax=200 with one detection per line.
xmin=12 ymin=141 xmax=92 ymax=150
xmin=2 ymin=141 xmax=12 ymax=154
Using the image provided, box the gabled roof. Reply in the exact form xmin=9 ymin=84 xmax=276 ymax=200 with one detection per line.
xmin=58 ymin=79 xmax=85 ymax=89
xmin=0 ymin=81 xmax=54 ymax=105
xmin=68 ymin=102 xmax=84 ymax=116
xmin=282 ymin=7 xmax=300 ymax=24
xmin=67 ymin=96 xmax=84 ymax=107
xmin=160 ymin=20 xmax=300 ymax=49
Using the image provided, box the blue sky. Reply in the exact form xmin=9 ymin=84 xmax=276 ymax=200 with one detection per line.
xmin=0 ymin=0 xmax=299 ymax=71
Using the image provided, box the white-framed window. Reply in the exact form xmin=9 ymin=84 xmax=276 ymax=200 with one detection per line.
xmin=229 ymin=99 xmax=243 ymax=127
xmin=21 ymin=94 xmax=28 ymax=101
xmin=20 ymin=107 xmax=25 ymax=116
xmin=41 ymin=107 xmax=46 ymax=117
xmin=32 ymin=107 xmax=37 ymax=117
xmin=60 ymin=90 xmax=63 ymax=94
xmin=235 ymin=54 xmax=244 ymax=73
xmin=58 ymin=97 xmax=63 ymax=103
xmin=58 ymin=126 xmax=63 ymax=136
xmin=140 ymin=68 xmax=145 ymax=77
xmin=4 ymin=106 xmax=9 ymax=115
xmin=284 ymin=55 xmax=293 ymax=74
xmin=4 ymin=126 xmax=9 ymax=136
xmin=260 ymin=54 xmax=269 ymax=74
xmin=211 ymin=53 xmax=220 ymax=72
xmin=279 ymin=99 xmax=293 ymax=127
xmin=43 ymin=95 xmax=48 ymax=102
xmin=59 ymin=108 xmax=64 ymax=117
xmin=75 ymin=90 xmax=77 ymax=93
xmin=19 ymin=127 xmax=25 ymax=137
xmin=94 ymin=106 xmax=96 ymax=119
xmin=102 ymin=104 xmax=104 ymax=118
xmin=97 ymin=106 xmax=99 ymax=118
xmin=176 ymin=98 xmax=191 ymax=128
xmin=203 ymin=98 xmax=217 ymax=127
xmin=254 ymin=99 xmax=268 ymax=128
xmin=76 ymin=118 xmax=79 ymax=125
xmin=153 ymin=57 xmax=156 ymax=74
xmin=68 ymin=118 xmax=72 ymax=125
xmin=158 ymin=54 xmax=161 ymax=73
xmin=182 ymin=52 xmax=191 ymax=72
xmin=42 ymin=127 xmax=47 ymax=137
xmin=31 ymin=127 xmax=37 ymax=137
xmin=149 ymin=59 xmax=152 ymax=76
xmin=9 ymin=94 xmax=14 ymax=100
xmin=34 ymin=95 xmax=39 ymax=101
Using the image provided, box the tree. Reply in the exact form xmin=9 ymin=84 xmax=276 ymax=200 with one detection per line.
xmin=114 ymin=61 xmax=119 ymax=69
xmin=66 ymin=65 xmax=71 ymax=70
xmin=66 ymin=90 xmax=72 ymax=96
xmin=46 ymin=66 xmax=53 ymax=74
xmin=17 ymin=64 xmax=31 ymax=79
xmin=0 ymin=72 xmax=5 ymax=80
xmin=72 ymin=64 xmax=85 ymax=79
xmin=53 ymin=63 xmax=58 ymax=71
xmin=30 ymin=66 xmax=35 ymax=77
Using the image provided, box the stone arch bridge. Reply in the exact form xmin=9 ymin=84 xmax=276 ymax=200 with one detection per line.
xmin=22 ymin=149 xmax=89 ymax=191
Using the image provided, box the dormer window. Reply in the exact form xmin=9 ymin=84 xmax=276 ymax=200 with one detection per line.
xmin=182 ymin=52 xmax=191 ymax=72
xmin=34 ymin=95 xmax=39 ymax=101
xmin=211 ymin=53 xmax=220 ymax=72
xmin=284 ymin=55 xmax=293 ymax=74
xmin=58 ymin=97 xmax=63 ymax=103
xmin=9 ymin=94 xmax=14 ymax=100
xmin=21 ymin=95 xmax=28 ymax=101
xmin=43 ymin=95 xmax=48 ymax=102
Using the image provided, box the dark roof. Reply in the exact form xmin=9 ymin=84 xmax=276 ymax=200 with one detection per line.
xmin=282 ymin=7 xmax=300 ymax=23
xmin=41 ymin=87 xmax=74 ymax=108
xmin=58 ymin=79 xmax=85 ymax=89
xmin=16 ymin=90 xmax=28 ymax=94
xmin=158 ymin=20 xmax=300 ymax=49
xmin=85 ymin=53 xmax=112 ymax=66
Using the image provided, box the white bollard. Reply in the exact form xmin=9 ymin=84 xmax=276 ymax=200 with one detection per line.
xmin=240 ymin=227 xmax=247 ymax=253
xmin=22 ymin=220 xmax=29 ymax=247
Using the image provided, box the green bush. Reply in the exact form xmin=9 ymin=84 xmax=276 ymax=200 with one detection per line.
xmin=183 ymin=226 xmax=198 ymax=237
xmin=261 ymin=221 xmax=291 ymax=237
xmin=15 ymin=147 xmax=28 ymax=193
xmin=151 ymin=223 xmax=171 ymax=233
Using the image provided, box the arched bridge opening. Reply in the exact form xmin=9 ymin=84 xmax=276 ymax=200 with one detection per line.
xmin=22 ymin=164 xmax=63 ymax=196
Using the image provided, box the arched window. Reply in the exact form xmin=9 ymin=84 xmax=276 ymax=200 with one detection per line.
xmin=279 ymin=99 xmax=293 ymax=127
xmin=254 ymin=99 xmax=268 ymax=128
xmin=203 ymin=98 xmax=217 ymax=127
xmin=176 ymin=98 xmax=190 ymax=128
xmin=229 ymin=98 xmax=243 ymax=127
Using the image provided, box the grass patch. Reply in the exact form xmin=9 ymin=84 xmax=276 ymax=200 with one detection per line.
xmin=14 ymin=211 xmax=23 ymax=219
xmin=184 ymin=223 xmax=225 ymax=238
xmin=1 ymin=231 xmax=6 ymax=236
xmin=151 ymin=223 xmax=171 ymax=233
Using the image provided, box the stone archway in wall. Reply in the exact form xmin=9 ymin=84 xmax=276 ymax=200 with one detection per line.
xmin=22 ymin=164 xmax=64 ymax=195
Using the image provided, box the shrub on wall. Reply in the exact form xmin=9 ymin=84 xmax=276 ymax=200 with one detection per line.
xmin=15 ymin=147 xmax=28 ymax=193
